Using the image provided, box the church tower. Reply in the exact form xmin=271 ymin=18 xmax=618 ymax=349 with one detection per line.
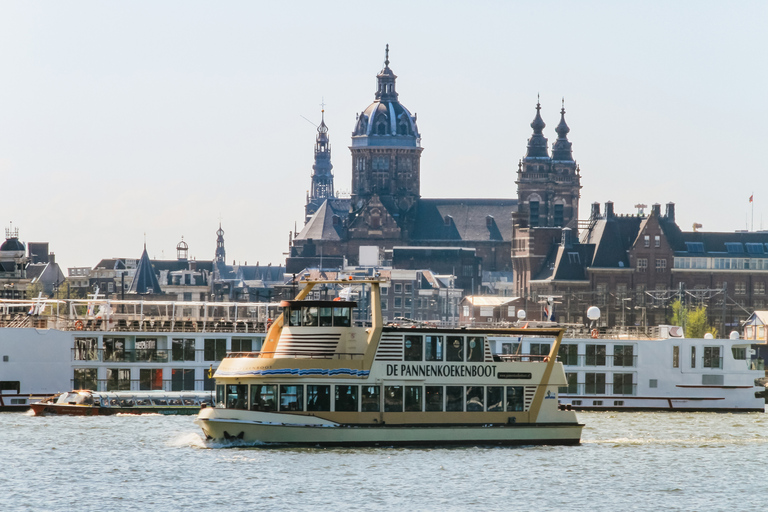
xmin=215 ymin=224 xmax=226 ymax=264
xmin=516 ymin=99 xmax=581 ymax=229
xmin=305 ymin=109 xmax=335 ymax=223
xmin=350 ymin=45 xmax=423 ymax=221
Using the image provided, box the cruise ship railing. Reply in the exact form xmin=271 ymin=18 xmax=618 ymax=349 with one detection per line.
xmin=561 ymin=383 xmax=638 ymax=396
xmin=560 ymin=354 xmax=638 ymax=368
xmin=225 ymin=351 xmax=366 ymax=360
xmin=72 ymin=378 xmax=217 ymax=393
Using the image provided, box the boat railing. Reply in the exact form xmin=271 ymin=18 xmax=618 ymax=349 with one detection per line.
xmin=494 ymin=354 xmax=551 ymax=362
xmin=559 ymin=382 xmax=638 ymax=396
xmin=226 ymin=351 xmax=367 ymax=360
xmin=71 ymin=377 xmax=217 ymax=393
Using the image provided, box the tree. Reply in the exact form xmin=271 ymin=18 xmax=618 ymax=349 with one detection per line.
xmin=670 ymin=299 xmax=717 ymax=338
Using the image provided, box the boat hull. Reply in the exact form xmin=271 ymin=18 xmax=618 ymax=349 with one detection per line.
xmin=195 ymin=411 xmax=583 ymax=446
xmin=30 ymin=403 xmax=201 ymax=416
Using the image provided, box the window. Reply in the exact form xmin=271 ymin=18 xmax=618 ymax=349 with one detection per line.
xmin=172 ymin=339 xmax=195 ymax=361
xmin=558 ymin=344 xmax=578 ymax=365
xmin=280 ymin=385 xmax=304 ymax=412
xmin=384 ymin=385 xmax=403 ymax=412
xmin=554 ymin=204 xmax=564 ymax=227
xmin=0 ymin=381 xmax=20 ymax=393
xmin=466 ymin=386 xmax=484 ymax=411
xmin=506 ymin=386 xmax=524 ymax=411
xmin=559 ymin=373 xmax=578 ymax=394
xmin=637 ymin=258 xmax=648 ymax=272
xmin=140 ymin=369 xmax=162 ymax=390
xmin=735 ymin=282 xmax=747 ymax=295
xmin=614 ymin=401 xmax=624 ymax=406
xmin=572 ymin=400 xmax=582 ymax=406
xmin=613 ymin=373 xmax=633 ymax=395
xmin=72 ymin=368 xmax=96 ymax=390
xmin=673 ymin=346 xmax=680 ymax=368
xmin=74 ymin=337 xmax=97 ymax=361
xmin=204 ymin=339 xmax=227 ymax=361
xmin=613 ymin=345 xmax=634 ymax=367
xmin=487 ymin=387 xmax=504 ymax=411
xmin=501 ymin=342 xmax=519 ymax=355
xmin=644 ymin=235 xmax=650 ymax=248
xmin=361 ymin=385 xmax=380 ymax=412
xmin=394 ymin=283 xmax=402 ymax=294
xmin=593 ymin=400 xmax=603 ymax=406
xmin=404 ymin=335 xmax=423 ymax=361
xmin=585 ymin=373 xmax=606 ymax=394
xmin=585 ymin=344 xmax=606 ymax=366
xmin=467 ymin=337 xmax=484 ymax=362
xmin=136 ymin=338 xmax=159 ymax=362
xmin=404 ymin=297 xmax=413 ymax=308
xmin=529 ymin=201 xmax=540 ymax=228
xmin=404 ymin=284 xmax=413 ymax=294
xmin=394 ymin=297 xmax=402 ymax=308
xmin=425 ymin=386 xmax=443 ymax=411
xmin=231 ymin=339 xmax=253 ymax=353
xmin=226 ymin=384 xmax=248 ymax=410
xmin=171 ymin=368 xmax=194 ymax=391
xmin=649 ymin=379 xmax=658 ymax=388
xmin=104 ymin=337 xmax=126 ymax=362
xmin=306 ymin=385 xmax=331 ymax=411
xmin=249 ymin=384 xmax=277 ymax=412
xmin=732 ymin=347 xmax=747 ymax=360
xmin=425 ymin=335 xmax=444 ymax=361
xmin=107 ymin=368 xmax=131 ymax=391
xmin=691 ymin=346 xmax=696 ymax=368
xmin=703 ymin=346 xmax=722 ymax=369
xmin=446 ymin=386 xmax=463 ymax=411
xmin=654 ymin=235 xmax=660 ymax=248
xmin=756 ymin=282 xmax=767 ymax=296
xmin=655 ymin=259 xmax=666 ymax=272
xmin=446 ymin=336 xmax=464 ymax=361
xmin=335 ymin=385 xmax=358 ymax=412
xmin=381 ymin=286 xmax=388 ymax=295
xmin=404 ymin=386 xmax=422 ymax=412
xmin=530 ymin=343 xmax=551 ymax=357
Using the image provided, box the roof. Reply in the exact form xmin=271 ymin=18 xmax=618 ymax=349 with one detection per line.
xmin=411 ymin=198 xmax=518 ymax=242
xmin=744 ymin=311 xmax=768 ymax=326
xmin=128 ymin=247 xmax=163 ymax=294
xmin=295 ymin=199 xmax=350 ymax=241
xmin=462 ymin=296 xmax=519 ymax=307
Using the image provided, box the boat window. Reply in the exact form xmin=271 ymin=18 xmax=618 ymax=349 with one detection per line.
xmin=404 ymin=335 xmax=423 ymax=361
xmin=530 ymin=343 xmax=551 ymax=357
xmin=506 ymin=386 xmax=524 ymax=411
xmin=183 ymin=399 xmax=196 ymax=406
xmin=136 ymin=399 xmax=152 ymax=406
xmin=425 ymin=336 xmax=444 ymax=361
xmin=672 ymin=346 xmax=680 ymax=368
xmin=361 ymin=386 xmax=380 ymax=412
xmin=73 ymin=368 xmax=97 ymax=391
xmin=466 ymin=386 xmax=484 ymax=411
xmin=204 ymin=339 xmax=227 ymax=361
xmin=425 ymin=386 xmax=443 ymax=411
xmin=288 ymin=308 xmax=301 ymax=327
xmin=486 ymin=387 xmax=504 ymax=411
xmin=467 ymin=337 xmax=484 ymax=362
xmin=384 ymin=386 xmax=403 ymax=412
xmin=446 ymin=336 xmax=464 ymax=361
xmin=226 ymin=384 xmax=248 ymax=410
xmin=171 ymin=338 xmax=194 ymax=361
xmin=152 ymin=398 xmax=168 ymax=406
xmin=613 ymin=374 xmax=633 ymax=395
xmin=250 ymin=384 xmax=277 ymax=412
xmin=280 ymin=385 xmax=304 ymax=412
xmin=319 ymin=307 xmax=333 ymax=327
xmin=216 ymin=385 xmax=225 ymax=407
xmin=335 ymin=385 xmax=358 ymax=412
xmin=446 ymin=386 xmax=463 ymax=412
xmin=106 ymin=368 xmax=131 ymax=391
xmin=703 ymin=346 xmax=722 ymax=369
xmin=110 ymin=399 xmax=121 ymax=407
xmin=585 ymin=373 xmax=606 ymax=394
xmin=306 ymin=385 xmax=331 ymax=411
xmin=105 ymin=337 xmax=127 ymax=362
xmin=732 ymin=347 xmax=747 ymax=360
xmin=169 ymin=399 xmax=182 ymax=406
xmin=303 ymin=307 xmax=319 ymax=327
xmin=613 ymin=345 xmax=634 ymax=367
xmin=404 ymin=386 xmax=422 ymax=412
xmin=231 ymin=339 xmax=253 ymax=353
xmin=333 ymin=307 xmax=351 ymax=327
xmin=73 ymin=337 xmax=97 ymax=361
xmin=119 ymin=399 xmax=135 ymax=407
xmin=558 ymin=344 xmax=578 ymax=365
xmin=585 ymin=344 xmax=606 ymax=366
xmin=500 ymin=342 xmax=519 ymax=355
xmin=691 ymin=346 xmax=696 ymax=368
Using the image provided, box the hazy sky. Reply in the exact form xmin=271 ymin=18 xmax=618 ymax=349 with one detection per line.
xmin=1 ymin=1 xmax=766 ymax=271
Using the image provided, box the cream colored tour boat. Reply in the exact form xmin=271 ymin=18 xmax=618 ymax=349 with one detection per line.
xmin=195 ymin=278 xmax=583 ymax=446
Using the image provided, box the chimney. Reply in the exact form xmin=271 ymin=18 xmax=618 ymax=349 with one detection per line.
xmin=561 ymin=227 xmax=573 ymax=249
xmin=605 ymin=201 xmax=614 ymax=219
xmin=665 ymin=202 xmax=675 ymax=221
xmin=591 ymin=202 xmax=601 ymax=219
xmin=486 ymin=215 xmax=494 ymax=228
xmin=652 ymin=203 xmax=661 ymax=216
xmin=48 ymin=252 xmax=55 ymax=264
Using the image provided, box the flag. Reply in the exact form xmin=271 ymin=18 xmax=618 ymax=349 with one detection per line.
xmin=543 ymin=296 xmax=555 ymax=321
xmin=749 ymin=194 xmax=753 ymax=203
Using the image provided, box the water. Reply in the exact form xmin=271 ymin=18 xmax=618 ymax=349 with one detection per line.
xmin=1 ymin=409 xmax=766 ymax=511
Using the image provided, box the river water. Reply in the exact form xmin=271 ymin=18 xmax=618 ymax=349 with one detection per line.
xmin=1 ymin=409 xmax=766 ymax=511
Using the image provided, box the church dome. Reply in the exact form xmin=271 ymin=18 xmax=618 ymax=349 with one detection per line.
xmin=351 ymin=45 xmax=420 ymax=146
xmin=0 ymin=238 xmax=24 ymax=252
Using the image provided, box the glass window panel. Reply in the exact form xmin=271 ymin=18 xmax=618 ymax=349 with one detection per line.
xmin=335 ymin=385 xmax=359 ymax=412
xmin=404 ymin=335 xmax=423 ymax=361
xmin=279 ymin=385 xmax=304 ymax=412
xmin=506 ymin=386 xmax=524 ymax=411
xmin=306 ymin=385 xmax=331 ymax=411
xmin=404 ymin=386 xmax=422 ymax=412
xmin=361 ymin=386 xmax=380 ymax=412
xmin=425 ymin=386 xmax=443 ymax=412
xmin=486 ymin=386 xmax=504 ymax=411
xmin=466 ymin=386 xmax=484 ymax=411
xmin=425 ymin=335 xmax=444 ymax=361
xmin=250 ymin=384 xmax=277 ymax=411
xmin=446 ymin=386 xmax=463 ymax=412
xmin=384 ymin=386 xmax=403 ymax=412
xmin=466 ymin=337 xmax=484 ymax=362
xmin=226 ymin=384 xmax=248 ymax=410
xmin=446 ymin=336 xmax=464 ymax=361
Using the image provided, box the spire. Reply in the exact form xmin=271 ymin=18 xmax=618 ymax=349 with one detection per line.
xmin=525 ymin=97 xmax=549 ymax=159
xmin=128 ymin=245 xmax=162 ymax=294
xmin=375 ymin=44 xmax=398 ymax=102
xmin=552 ymin=99 xmax=574 ymax=161
xmin=215 ymin=223 xmax=226 ymax=263
xmin=306 ymin=107 xmax=335 ymax=223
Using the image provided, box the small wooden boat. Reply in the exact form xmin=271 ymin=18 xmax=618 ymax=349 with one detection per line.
xmin=31 ymin=390 xmax=214 ymax=416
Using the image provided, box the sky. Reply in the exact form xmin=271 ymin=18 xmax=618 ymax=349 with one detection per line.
xmin=1 ymin=1 xmax=767 ymax=271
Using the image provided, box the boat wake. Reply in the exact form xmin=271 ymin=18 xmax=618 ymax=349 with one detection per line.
xmin=167 ymin=431 xmax=267 ymax=449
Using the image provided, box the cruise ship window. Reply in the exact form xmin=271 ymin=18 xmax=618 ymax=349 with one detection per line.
xmin=361 ymin=386 xmax=380 ymax=412
xmin=226 ymin=384 xmax=248 ymax=410
xmin=506 ymin=386 xmax=524 ymax=411
xmin=613 ymin=374 xmax=633 ymax=395
xmin=585 ymin=344 xmax=606 ymax=366
xmin=466 ymin=386 xmax=484 ymax=411
xmin=487 ymin=387 xmax=504 ymax=411
xmin=404 ymin=386 xmax=422 ymax=412
xmin=672 ymin=346 xmax=680 ymax=368
xmin=384 ymin=386 xmax=403 ymax=412
xmin=280 ymin=385 xmax=304 ymax=412
xmin=171 ymin=338 xmax=194 ymax=361
xmin=425 ymin=386 xmax=443 ymax=412
xmin=250 ymin=384 xmax=277 ymax=412
xmin=585 ymin=373 xmax=606 ymax=394
xmin=335 ymin=385 xmax=359 ymax=412
xmin=613 ymin=345 xmax=634 ymax=367
xmin=105 ymin=337 xmax=127 ymax=362
xmin=690 ymin=346 xmax=696 ymax=368
xmin=530 ymin=343 xmax=551 ymax=357
xmin=425 ymin=335 xmax=444 ymax=361
xmin=204 ymin=339 xmax=226 ymax=361
xmin=404 ymin=335 xmax=423 ymax=361
xmin=306 ymin=385 xmax=331 ymax=411
xmin=446 ymin=336 xmax=464 ymax=361
xmin=558 ymin=344 xmax=578 ymax=365
xmin=467 ymin=337 xmax=484 ymax=362
xmin=703 ymin=346 xmax=722 ymax=369
xmin=446 ymin=386 xmax=463 ymax=412
xmin=232 ymin=339 xmax=252 ymax=353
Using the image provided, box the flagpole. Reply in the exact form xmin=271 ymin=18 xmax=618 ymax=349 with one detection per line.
xmin=752 ymin=191 xmax=754 ymax=232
